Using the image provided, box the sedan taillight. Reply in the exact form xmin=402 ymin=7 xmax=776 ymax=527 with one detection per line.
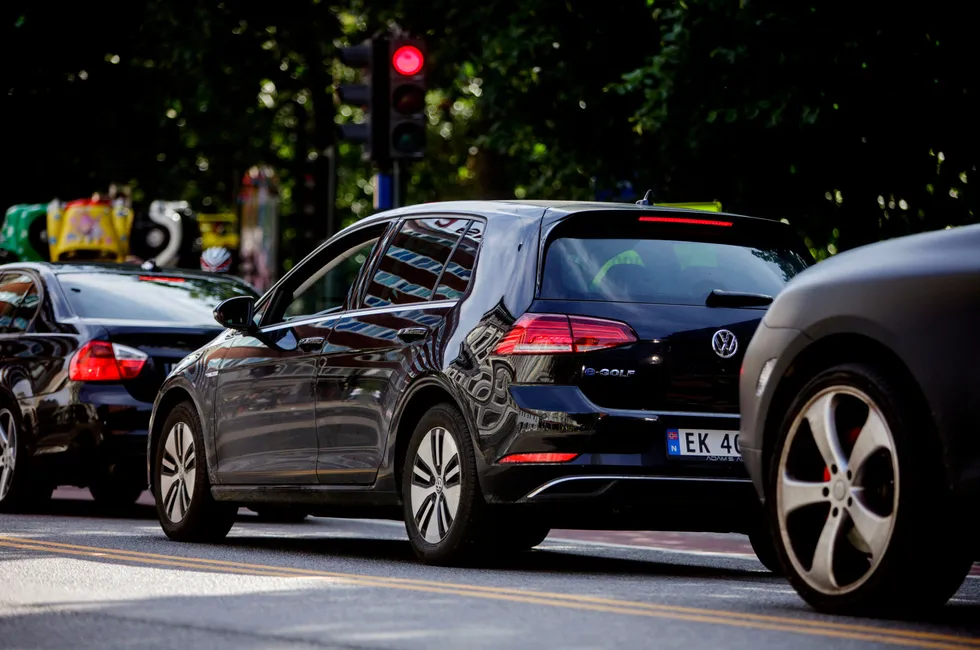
xmin=493 ymin=314 xmax=637 ymax=355
xmin=69 ymin=341 xmax=148 ymax=381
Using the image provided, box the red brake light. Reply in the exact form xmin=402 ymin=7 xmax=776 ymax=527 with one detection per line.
xmin=139 ymin=275 xmax=186 ymax=283
xmin=392 ymin=45 xmax=424 ymax=75
xmin=493 ymin=314 xmax=637 ymax=355
xmin=69 ymin=341 xmax=148 ymax=381
xmin=639 ymin=216 xmax=732 ymax=227
xmin=499 ymin=453 xmax=579 ymax=464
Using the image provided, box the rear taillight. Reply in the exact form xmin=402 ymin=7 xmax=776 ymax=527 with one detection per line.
xmin=493 ymin=314 xmax=637 ymax=355
xmin=69 ymin=341 xmax=148 ymax=381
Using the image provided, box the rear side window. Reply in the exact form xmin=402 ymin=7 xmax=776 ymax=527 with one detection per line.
xmin=0 ymin=273 xmax=40 ymax=333
xmin=540 ymin=214 xmax=810 ymax=306
xmin=363 ymin=218 xmax=464 ymax=307
xmin=58 ymin=273 xmax=258 ymax=324
xmin=434 ymin=220 xmax=482 ymax=301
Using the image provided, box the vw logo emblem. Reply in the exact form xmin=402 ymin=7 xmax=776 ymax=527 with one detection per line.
xmin=711 ymin=329 xmax=738 ymax=359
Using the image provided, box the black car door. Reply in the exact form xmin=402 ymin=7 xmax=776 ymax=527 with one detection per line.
xmin=211 ymin=223 xmax=390 ymax=485
xmin=315 ymin=217 xmax=482 ymax=485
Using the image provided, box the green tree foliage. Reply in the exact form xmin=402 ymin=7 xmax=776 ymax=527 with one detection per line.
xmin=3 ymin=0 xmax=976 ymax=272
xmin=606 ymin=1 xmax=978 ymax=255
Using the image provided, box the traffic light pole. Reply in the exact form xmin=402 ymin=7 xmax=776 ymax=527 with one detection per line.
xmin=374 ymin=166 xmax=395 ymax=211
xmin=392 ymin=160 xmax=405 ymax=209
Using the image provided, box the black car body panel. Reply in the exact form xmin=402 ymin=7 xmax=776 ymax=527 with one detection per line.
xmin=0 ymin=262 xmax=256 ymax=490
xmin=150 ymin=201 xmax=813 ymax=532
xmin=739 ymin=223 xmax=980 ymax=511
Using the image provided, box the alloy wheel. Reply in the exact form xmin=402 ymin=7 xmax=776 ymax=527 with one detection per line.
xmin=0 ymin=409 xmax=17 ymax=502
xmin=159 ymin=421 xmax=196 ymax=523
xmin=410 ymin=426 xmax=462 ymax=543
xmin=777 ymin=386 xmax=899 ymax=595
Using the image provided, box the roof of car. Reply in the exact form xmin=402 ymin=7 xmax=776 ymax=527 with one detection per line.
xmin=0 ymin=261 xmax=254 ymax=285
xmin=359 ymin=199 xmax=780 ymax=226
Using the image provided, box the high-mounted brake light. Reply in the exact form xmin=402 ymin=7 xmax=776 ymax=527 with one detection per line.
xmin=499 ymin=453 xmax=579 ymax=464
xmin=639 ymin=216 xmax=732 ymax=227
xmin=69 ymin=341 xmax=148 ymax=381
xmin=138 ymin=275 xmax=186 ymax=283
xmin=493 ymin=314 xmax=637 ymax=355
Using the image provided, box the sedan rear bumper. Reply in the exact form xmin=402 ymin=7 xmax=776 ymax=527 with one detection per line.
xmin=28 ymin=383 xmax=153 ymax=485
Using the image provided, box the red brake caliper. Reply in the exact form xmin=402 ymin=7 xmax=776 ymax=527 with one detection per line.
xmin=823 ymin=427 xmax=862 ymax=481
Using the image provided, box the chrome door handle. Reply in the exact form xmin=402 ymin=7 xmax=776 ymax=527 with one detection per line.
xmin=396 ymin=327 xmax=428 ymax=342
xmin=298 ymin=336 xmax=325 ymax=352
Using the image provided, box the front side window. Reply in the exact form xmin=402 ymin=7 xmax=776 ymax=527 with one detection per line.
xmin=265 ymin=224 xmax=387 ymax=324
xmin=363 ymin=218 xmax=464 ymax=308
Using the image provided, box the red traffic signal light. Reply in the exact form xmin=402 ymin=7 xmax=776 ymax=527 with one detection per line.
xmin=392 ymin=45 xmax=424 ymax=76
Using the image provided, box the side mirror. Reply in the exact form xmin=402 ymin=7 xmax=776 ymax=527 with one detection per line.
xmin=214 ymin=296 xmax=256 ymax=331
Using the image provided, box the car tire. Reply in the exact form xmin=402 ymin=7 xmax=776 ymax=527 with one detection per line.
xmin=0 ymin=404 xmax=54 ymax=513
xmin=250 ymin=506 xmax=308 ymax=523
xmin=401 ymin=402 xmax=489 ymax=566
xmin=154 ymin=401 xmax=236 ymax=542
xmin=767 ymin=362 xmax=972 ymax=615
xmin=747 ymin=526 xmax=782 ymax=574
xmin=89 ymin=473 xmax=146 ymax=508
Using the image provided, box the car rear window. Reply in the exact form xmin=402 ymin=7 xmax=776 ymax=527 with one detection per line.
xmin=58 ymin=272 xmax=258 ymax=323
xmin=540 ymin=214 xmax=811 ymax=305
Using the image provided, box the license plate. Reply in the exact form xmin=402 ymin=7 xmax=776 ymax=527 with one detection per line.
xmin=666 ymin=428 xmax=741 ymax=460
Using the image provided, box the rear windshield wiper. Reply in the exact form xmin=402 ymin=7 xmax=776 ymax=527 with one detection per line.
xmin=705 ymin=290 xmax=773 ymax=308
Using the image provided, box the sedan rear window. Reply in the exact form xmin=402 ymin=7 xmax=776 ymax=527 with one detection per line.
xmin=541 ymin=216 xmax=810 ymax=305
xmin=59 ymin=273 xmax=258 ymax=324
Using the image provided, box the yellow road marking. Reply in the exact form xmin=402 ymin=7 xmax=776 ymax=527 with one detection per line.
xmin=0 ymin=535 xmax=976 ymax=649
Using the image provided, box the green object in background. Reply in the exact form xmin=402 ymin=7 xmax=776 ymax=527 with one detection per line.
xmin=591 ymin=249 xmax=644 ymax=288
xmin=655 ymin=201 xmax=724 ymax=212
xmin=1 ymin=204 xmax=49 ymax=262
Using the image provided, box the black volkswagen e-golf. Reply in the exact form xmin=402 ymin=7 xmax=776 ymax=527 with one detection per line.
xmin=146 ymin=200 xmax=813 ymax=565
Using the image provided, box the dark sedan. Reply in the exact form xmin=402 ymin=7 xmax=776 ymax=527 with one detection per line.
xmin=147 ymin=200 xmax=813 ymax=566
xmin=739 ymin=223 xmax=980 ymax=614
xmin=0 ymin=263 xmax=256 ymax=511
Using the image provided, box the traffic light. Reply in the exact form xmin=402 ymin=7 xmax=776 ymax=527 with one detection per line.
xmin=336 ymin=41 xmax=374 ymax=149
xmin=387 ymin=37 xmax=427 ymax=160
xmin=335 ymin=35 xmax=427 ymax=164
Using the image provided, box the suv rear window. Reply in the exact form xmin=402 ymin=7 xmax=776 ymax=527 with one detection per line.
xmin=540 ymin=214 xmax=810 ymax=305
xmin=59 ymin=273 xmax=258 ymax=323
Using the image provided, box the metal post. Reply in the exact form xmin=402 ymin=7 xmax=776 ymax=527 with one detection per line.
xmin=374 ymin=170 xmax=394 ymax=211
xmin=325 ymin=145 xmax=337 ymax=239
xmin=392 ymin=160 xmax=403 ymax=208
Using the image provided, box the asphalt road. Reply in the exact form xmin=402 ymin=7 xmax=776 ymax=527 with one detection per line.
xmin=1 ymin=491 xmax=978 ymax=650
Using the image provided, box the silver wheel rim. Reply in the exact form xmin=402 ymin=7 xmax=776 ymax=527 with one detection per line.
xmin=159 ymin=422 xmax=196 ymax=524
xmin=410 ymin=426 xmax=462 ymax=544
xmin=0 ymin=409 xmax=16 ymax=502
xmin=777 ymin=386 xmax=899 ymax=596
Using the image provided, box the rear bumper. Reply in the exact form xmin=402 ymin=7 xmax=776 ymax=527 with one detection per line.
xmin=476 ymin=385 xmax=760 ymax=532
xmin=28 ymin=383 xmax=152 ymax=485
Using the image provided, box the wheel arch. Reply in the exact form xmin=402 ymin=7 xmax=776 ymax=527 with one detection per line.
xmin=761 ymin=332 xmax=937 ymax=487
xmin=389 ymin=377 xmax=471 ymax=496
xmin=147 ymin=386 xmax=207 ymax=493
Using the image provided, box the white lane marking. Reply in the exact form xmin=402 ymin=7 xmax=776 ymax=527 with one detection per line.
xmin=545 ymin=537 xmax=759 ymax=561
xmin=310 ymin=518 xmax=762 ymax=561
xmin=735 ymin=586 xmax=796 ymax=594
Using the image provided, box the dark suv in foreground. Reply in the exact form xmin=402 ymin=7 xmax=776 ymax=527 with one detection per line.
xmin=147 ymin=200 xmax=812 ymax=565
